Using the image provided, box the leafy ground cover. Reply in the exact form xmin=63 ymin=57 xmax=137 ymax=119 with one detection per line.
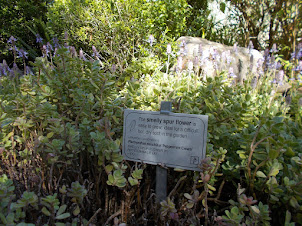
xmin=0 ymin=34 xmax=302 ymax=225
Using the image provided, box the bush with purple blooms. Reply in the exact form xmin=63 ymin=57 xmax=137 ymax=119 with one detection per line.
xmin=0 ymin=32 xmax=302 ymax=225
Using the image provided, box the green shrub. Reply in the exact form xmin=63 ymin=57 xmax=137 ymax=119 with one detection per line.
xmin=1 ymin=27 xmax=302 ymax=225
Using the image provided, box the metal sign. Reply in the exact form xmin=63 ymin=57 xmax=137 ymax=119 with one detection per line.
xmin=123 ymin=109 xmax=208 ymax=171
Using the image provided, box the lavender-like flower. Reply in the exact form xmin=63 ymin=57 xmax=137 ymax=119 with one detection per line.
xmin=176 ymin=56 xmax=183 ymax=72
xmin=277 ymin=70 xmax=284 ymax=85
xmin=193 ymin=56 xmax=199 ymax=66
xmin=52 ymin=37 xmax=60 ymax=48
xmin=276 ymin=61 xmax=282 ymax=70
xmin=248 ymin=41 xmax=254 ymax=50
xmin=17 ymin=49 xmax=28 ymax=59
xmin=42 ymin=45 xmax=49 ymax=57
xmin=111 ymin=64 xmax=116 ymax=73
xmin=248 ymin=41 xmax=254 ymax=55
xmin=35 ymin=34 xmax=43 ymax=44
xmin=147 ymin=35 xmax=155 ymax=47
xmin=256 ymin=58 xmax=264 ymax=68
xmin=294 ymin=61 xmax=302 ymax=72
xmin=92 ymin=45 xmax=99 ymax=58
xmin=210 ymin=48 xmax=220 ymax=61
xmin=79 ymin=49 xmax=87 ymax=61
xmin=9 ymin=63 xmax=21 ymax=77
xmin=222 ymin=50 xmax=232 ymax=65
xmin=53 ymin=48 xmax=58 ymax=57
xmin=178 ymin=46 xmax=187 ymax=56
xmin=291 ymin=51 xmax=296 ymax=60
xmin=270 ymin=43 xmax=278 ymax=53
xmin=251 ymin=76 xmax=257 ymax=89
xmin=166 ymin=43 xmax=172 ymax=55
xmin=69 ymin=46 xmax=77 ymax=57
xmin=64 ymin=31 xmax=68 ymax=40
xmin=47 ymin=42 xmax=53 ymax=51
xmin=198 ymin=44 xmax=203 ymax=56
xmin=26 ymin=66 xmax=33 ymax=75
xmin=7 ymin=36 xmax=17 ymax=44
xmin=0 ymin=64 xmax=5 ymax=77
xmin=188 ymin=60 xmax=193 ymax=72
xmin=9 ymin=45 xmax=18 ymax=52
xmin=228 ymin=67 xmax=237 ymax=78
xmin=233 ymin=43 xmax=238 ymax=55
xmin=180 ymin=40 xmax=186 ymax=48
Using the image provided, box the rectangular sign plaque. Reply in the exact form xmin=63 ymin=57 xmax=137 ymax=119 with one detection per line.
xmin=122 ymin=109 xmax=208 ymax=171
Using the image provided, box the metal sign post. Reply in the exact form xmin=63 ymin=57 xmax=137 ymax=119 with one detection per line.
xmin=156 ymin=101 xmax=172 ymax=202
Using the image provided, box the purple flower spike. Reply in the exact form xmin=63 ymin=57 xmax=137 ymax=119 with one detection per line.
xmin=229 ymin=67 xmax=237 ymax=78
xmin=297 ymin=50 xmax=302 ymax=60
xmin=147 ymin=35 xmax=155 ymax=47
xmin=248 ymin=41 xmax=254 ymax=50
xmin=176 ymin=56 xmax=183 ymax=72
xmin=26 ymin=66 xmax=33 ymax=75
xmin=79 ymin=49 xmax=87 ymax=61
xmin=17 ymin=49 xmax=28 ymax=59
xmin=7 ymin=36 xmax=17 ymax=44
xmin=92 ymin=45 xmax=99 ymax=58
xmin=69 ymin=46 xmax=77 ymax=57
xmin=194 ymin=56 xmax=199 ymax=66
xmin=251 ymin=76 xmax=257 ymax=89
xmin=111 ymin=64 xmax=116 ymax=73
xmin=0 ymin=64 xmax=4 ymax=76
xmin=42 ymin=45 xmax=49 ymax=57
xmin=35 ymin=34 xmax=43 ymax=44
xmin=198 ymin=44 xmax=203 ymax=56
xmin=277 ymin=70 xmax=284 ymax=85
xmin=52 ymin=37 xmax=60 ymax=48
xmin=295 ymin=61 xmax=302 ymax=71
xmin=166 ymin=43 xmax=172 ymax=55
xmin=47 ymin=42 xmax=53 ymax=51
xmin=233 ymin=43 xmax=238 ymax=55
xmin=270 ymin=43 xmax=278 ymax=53
xmin=64 ymin=31 xmax=68 ymax=40
xmin=188 ymin=60 xmax=193 ymax=71
xmin=180 ymin=40 xmax=186 ymax=48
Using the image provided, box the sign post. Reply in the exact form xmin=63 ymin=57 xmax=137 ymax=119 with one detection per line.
xmin=155 ymin=101 xmax=172 ymax=202
xmin=122 ymin=102 xmax=208 ymax=201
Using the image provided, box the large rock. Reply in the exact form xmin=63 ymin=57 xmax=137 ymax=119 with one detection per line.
xmin=175 ymin=36 xmax=263 ymax=83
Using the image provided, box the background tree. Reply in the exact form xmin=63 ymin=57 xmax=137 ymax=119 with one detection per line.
xmin=225 ymin=0 xmax=301 ymax=57
xmin=0 ymin=0 xmax=50 ymax=65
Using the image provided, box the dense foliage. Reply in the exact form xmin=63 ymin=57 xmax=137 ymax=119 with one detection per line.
xmin=0 ymin=0 xmax=50 ymax=64
xmin=225 ymin=0 xmax=302 ymax=58
xmin=0 ymin=0 xmax=302 ymax=225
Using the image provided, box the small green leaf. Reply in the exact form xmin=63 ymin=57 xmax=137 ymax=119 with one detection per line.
xmin=289 ymin=197 xmax=299 ymax=208
xmin=42 ymin=207 xmax=51 ymax=216
xmin=105 ymin=164 xmax=113 ymax=173
xmin=269 ymin=149 xmax=280 ymax=159
xmin=268 ymin=168 xmax=279 ymax=177
xmin=55 ymin=223 xmax=66 ymax=226
xmin=256 ymin=171 xmax=266 ymax=178
xmin=128 ymin=177 xmax=138 ymax=186
xmin=186 ymin=202 xmax=194 ymax=209
xmin=56 ymin=212 xmax=71 ymax=220
xmin=56 ymin=204 xmax=67 ymax=216
xmin=184 ymin=193 xmax=192 ymax=200
xmin=250 ymin=205 xmax=260 ymax=214
xmin=207 ymin=184 xmax=216 ymax=191
xmin=73 ymin=205 xmax=80 ymax=216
